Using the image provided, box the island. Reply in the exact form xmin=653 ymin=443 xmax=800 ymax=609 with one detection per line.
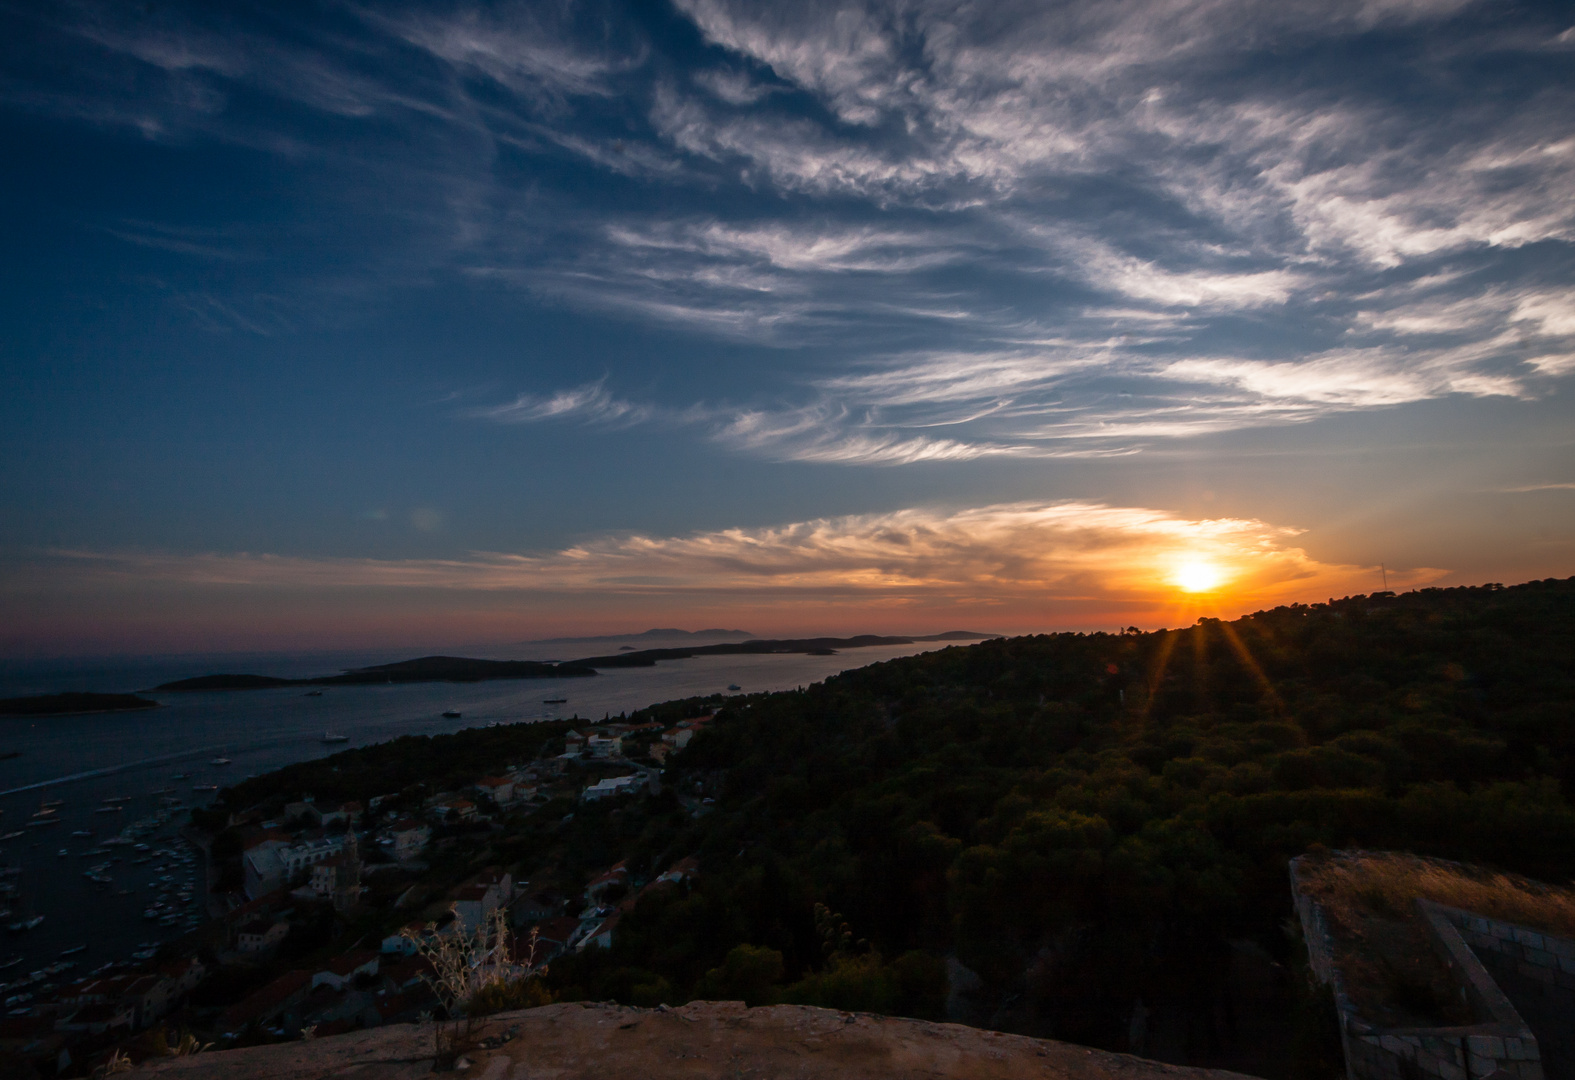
xmin=0 ymin=691 xmax=160 ymax=716
xmin=156 ymin=658 xmax=595 ymax=691
xmin=152 ymin=632 xmax=995 ymax=691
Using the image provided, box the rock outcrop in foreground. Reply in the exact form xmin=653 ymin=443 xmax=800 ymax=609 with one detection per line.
xmin=135 ymin=1001 xmax=1259 ymax=1079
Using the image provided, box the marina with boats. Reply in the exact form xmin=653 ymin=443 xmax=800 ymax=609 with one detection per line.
xmin=0 ymin=640 xmax=945 ymax=981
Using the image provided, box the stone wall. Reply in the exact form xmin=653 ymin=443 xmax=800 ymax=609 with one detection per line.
xmin=1289 ymin=856 xmax=1544 ymax=1080
xmin=1430 ymin=904 xmax=1575 ymax=1080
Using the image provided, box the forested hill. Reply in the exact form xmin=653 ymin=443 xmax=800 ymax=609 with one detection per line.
xmin=555 ymin=577 xmax=1575 ymax=1064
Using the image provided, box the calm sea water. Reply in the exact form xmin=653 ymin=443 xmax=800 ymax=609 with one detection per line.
xmin=0 ymin=640 xmax=958 ymax=977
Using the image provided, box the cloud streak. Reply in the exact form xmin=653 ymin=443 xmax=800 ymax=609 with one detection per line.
xmin=33 ymin=500 xmax=1442 ymax=616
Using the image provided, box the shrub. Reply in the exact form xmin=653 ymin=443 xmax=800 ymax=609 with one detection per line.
xmin=693 ymin=944 xmax=784 ymax=1006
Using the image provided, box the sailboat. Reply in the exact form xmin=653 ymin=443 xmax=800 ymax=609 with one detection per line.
xmin=6 ymin=877 xmax=41 ymax=934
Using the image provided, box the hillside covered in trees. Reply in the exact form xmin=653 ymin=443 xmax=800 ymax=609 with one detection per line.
xmin=197 ymin=577 xmax=1574 ymax=1073
xmin=543 ymin=577 xmax=1574 ymax=1068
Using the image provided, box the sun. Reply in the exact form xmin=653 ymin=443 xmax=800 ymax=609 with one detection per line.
xmin=1173 ymin=560 xmax=1226 ymax=593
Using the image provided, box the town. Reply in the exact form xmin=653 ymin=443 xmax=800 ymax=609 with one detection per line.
xmin=0 ymin=708 xmax=719 ymax=1075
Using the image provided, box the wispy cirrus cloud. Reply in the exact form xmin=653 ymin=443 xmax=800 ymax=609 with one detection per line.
xmin=8 ymin=0 xmax=1573 ymax=462
xmin=469 ymin=380 xmax=654 ymax=427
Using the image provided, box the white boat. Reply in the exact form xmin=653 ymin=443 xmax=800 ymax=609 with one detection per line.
xmin=321 ymin=733 xmax=349 ymax=744
xmin=208 ymin=757 xmax=231 ymax=766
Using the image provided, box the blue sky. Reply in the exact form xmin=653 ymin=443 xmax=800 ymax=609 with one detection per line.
xmin=1 ymin=0 xmax=1572 ymax=655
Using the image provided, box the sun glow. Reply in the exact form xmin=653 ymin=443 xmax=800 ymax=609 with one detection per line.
xmin=1173 ymin=559 xmax=1227 ymax=593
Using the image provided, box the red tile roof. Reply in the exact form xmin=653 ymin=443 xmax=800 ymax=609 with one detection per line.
xmin=217 ymin=970 xmax=311 ymax=1031
xmin=380 ymin=956 xmax=435 ymax=988
xmin=531 ymin=917 xmax=582 ymax=946
xmin=321 ymin=950 xmax=379 ymax=977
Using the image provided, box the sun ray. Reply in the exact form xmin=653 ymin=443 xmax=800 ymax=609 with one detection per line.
xmin=1137 ymin=628 xmax=1180 ymax=730
xmin=1217 ymin=618 xmax=1287 ymax=716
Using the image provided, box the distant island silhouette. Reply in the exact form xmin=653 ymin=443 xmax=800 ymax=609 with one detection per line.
xmin=524 ymin=627 xmax=755 ymax=646
xmin=150 ymin=632 xmax=994 ymax=691
xmin=0 ymin=691 xmax=160 ymax=716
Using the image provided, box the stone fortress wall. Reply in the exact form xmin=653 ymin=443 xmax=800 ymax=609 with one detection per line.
xmin=1289 ymin=855 xmax=1566 ymax=1080
xmin=1439 ymin=905 xmax=1575 ymax=1079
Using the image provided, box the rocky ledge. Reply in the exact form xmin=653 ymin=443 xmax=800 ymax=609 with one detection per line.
xmin=133 ymin=1001 xmax=1259 ymax=1079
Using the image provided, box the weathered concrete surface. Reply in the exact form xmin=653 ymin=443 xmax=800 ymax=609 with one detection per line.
xmin=132 ymin=1001 xmax=1261 ymax=1079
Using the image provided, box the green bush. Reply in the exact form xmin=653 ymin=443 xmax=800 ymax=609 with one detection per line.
xmin=694 ymin=944 xmax=784 ymax=1006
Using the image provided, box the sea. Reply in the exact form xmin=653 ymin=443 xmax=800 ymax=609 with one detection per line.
xmin=0 ymin=637 xmax=962 ymax=980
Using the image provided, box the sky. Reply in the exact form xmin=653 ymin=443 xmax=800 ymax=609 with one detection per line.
xmin=1 ymin=0 xmax=1572 ymax=657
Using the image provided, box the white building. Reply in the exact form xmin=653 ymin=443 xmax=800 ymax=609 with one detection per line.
xmin=387 ymin=819 xmax=431 ymax=862
xmin=581 ymin=775 xmax=640 ymax=802
xmin=453 ymin=871 xmax=513 ymax=934
xmin=242 ymin=835 xmax=348 ymax=899
xmin=235 ymin=919 xmax=289 ymax=954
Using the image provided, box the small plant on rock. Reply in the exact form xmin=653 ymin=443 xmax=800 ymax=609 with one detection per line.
xmin=401 ymin=905 xmax=548 ymax=1068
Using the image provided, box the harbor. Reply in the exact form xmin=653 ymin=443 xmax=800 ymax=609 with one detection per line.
xmin=0 ymin=640 xmax=954 ymax=979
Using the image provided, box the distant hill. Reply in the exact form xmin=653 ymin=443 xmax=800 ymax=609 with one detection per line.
xmin=0 ymin=691 xmax=159 ymax=716
xmin=524 ymin=627 xmax=755 ymax=646
xmin=156 ymin=657 xmax=594 ymax=691
xmin=154 ymin=633 xmax=992 ymax=690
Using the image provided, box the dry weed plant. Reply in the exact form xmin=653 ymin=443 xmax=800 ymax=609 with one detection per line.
xmin=1304 ymin=850 xmax=1575 ymax=939
xmin=158 ymin=1030 xmax=214 ymax=1057
xmin=94 ymin=1050 xmax=133 ymax=1077
xmin=401 ymin=904 xmax=546 ymax=1068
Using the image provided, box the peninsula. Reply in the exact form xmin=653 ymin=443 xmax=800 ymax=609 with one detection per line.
xmin=0 ymin=691 xmax=160 ymax=716
xmin=152 ymin=632 xmax=992 ymax=691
